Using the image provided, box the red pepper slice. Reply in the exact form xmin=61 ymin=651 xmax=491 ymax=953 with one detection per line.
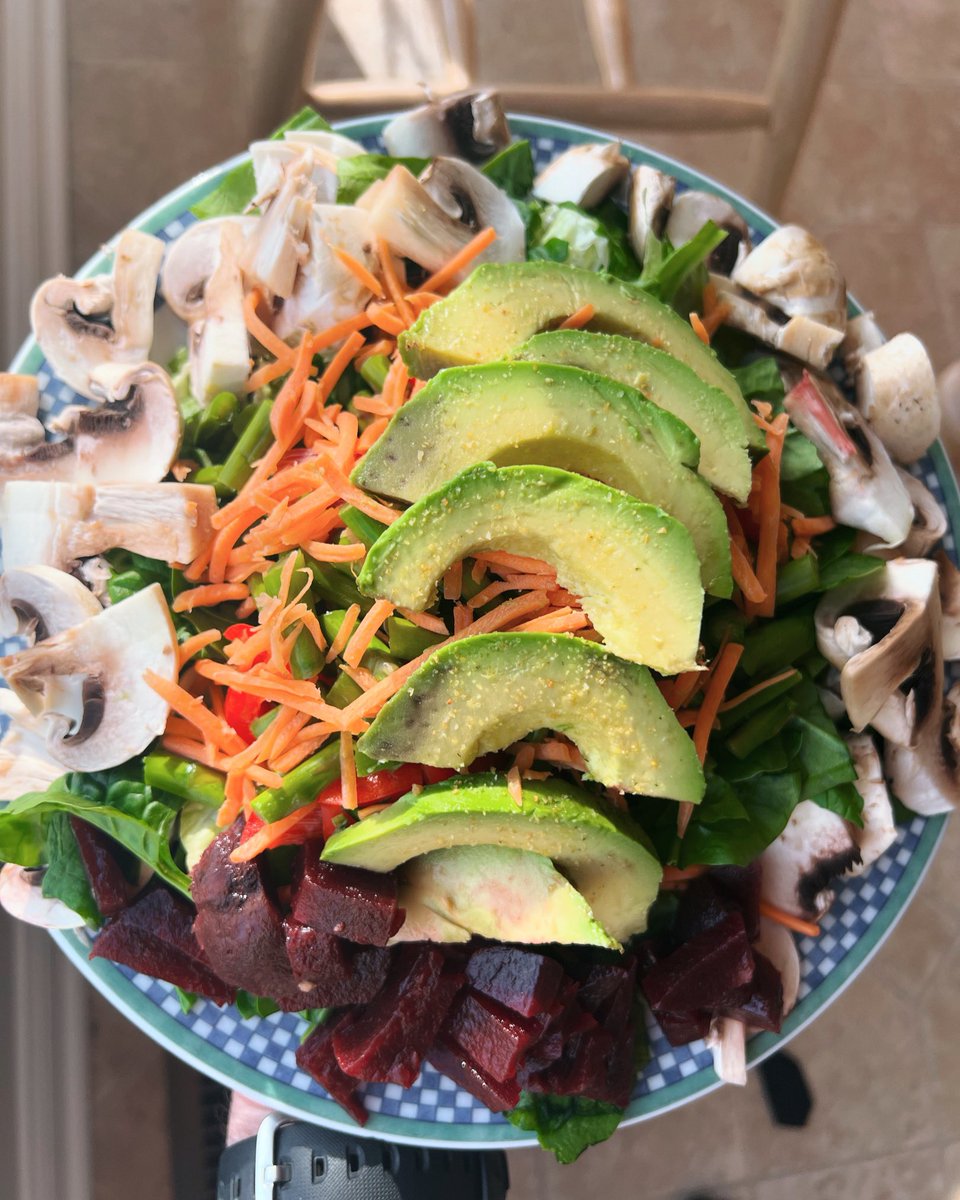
xmin=421 ymin=765 xmax=456 ymax=785
xmin=225 ymin=622 xmax=258 ymax=641
xmin=316 ymin=763 xmax=426 ymax=809
xmin=224 ymin=687 xmax=267 ymax=745
xmin=239 ymin=812 xmax=265 ymax=843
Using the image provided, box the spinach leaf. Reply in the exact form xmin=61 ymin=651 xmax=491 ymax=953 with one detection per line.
xmin=336 ymin=154 xmax=429 ymax=205
xmin=678 ymin=770 xmax=804 ymax=867
xmin=0 ymin=808 xmax=46 ymax=866
xmin=731 ymin=357 xmax=785 ymax=407
xmin=234 ymin=991 xmax=281 ymax=1019
xmin=780 ymin=432 xmax=824 ymax=482
xmin=789 ymin=679 xmax=860 ymax=802
xmin=191 ymin=106 xmax=332 ymax=219
xmin=506 ymin=1092 xmax=624 ymax=1164
xmin=639 ymin=221 xmax=726 ymax=305
xmin=175 ymin=987 xmax=198 ymax=1014
xmin=41 ymin=814 xmax=101 ymax=927
xmin=818 ymin=552 xmax=884 ymax=592
xmin=481 ymin=140 xmax=535 ymax=198
xmin=811 ymin=781 xmax=864 ymax=826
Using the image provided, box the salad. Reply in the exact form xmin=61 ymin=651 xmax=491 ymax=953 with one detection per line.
xmin=0 ymin=92 xmax=954 ymax=1162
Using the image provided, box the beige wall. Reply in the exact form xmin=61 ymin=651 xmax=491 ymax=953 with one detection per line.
xmin=58 ymin=0 xmax=960 ymax=369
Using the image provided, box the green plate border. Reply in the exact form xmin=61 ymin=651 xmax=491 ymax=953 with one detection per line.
xmin=11 ymin=111 xmax=950 ymax=1148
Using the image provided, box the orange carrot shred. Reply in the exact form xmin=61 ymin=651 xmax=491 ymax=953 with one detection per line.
xmin=420 ymin=227 xmax=497 ymax=293
xmin=443 ymin=561 xmax=463 ymax=601
xmin=559 ymin=303 xmax=595 ymax=330
xmin=376 ymin=238 xmax=413 ymax=325
xmin=343 ymin=599 xmax=394 ymax=669
xmin=145 ymin=670 xmax=246 ymax=755
xmin=340 ymin=732 xmax=358 ymax=810
xmin=243 ymin=288 xmax=290 ymax=360
xmin=326 ymin=603 xmax=360 ymax=662
xmin=306 ymin=540 xmax=367 ymax=563
xmin=759 ymin=900 xmax=820 ymax=938
xmin=178 ymin=629 xmax=222 ymax=666
xmin=331 ymin=244 xmax=385 ymax=298
xmin=172 ymin=583 xmax=249 ymax=613
xmin=506 ymin=765 xmax=523 ymax=808
xmin=792 ymin=515 xmax=836 ymax=537
xmin=691 ymin=643 xmax=744 ymax=766
xmin=690 ymin=312 xmax=710 ymax=345
xmin=730 ymin=539 xmax=767 ymax=604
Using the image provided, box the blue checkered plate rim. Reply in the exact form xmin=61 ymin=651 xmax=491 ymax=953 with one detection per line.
xmin=6 ymin=113 xmax=953 ymax=1149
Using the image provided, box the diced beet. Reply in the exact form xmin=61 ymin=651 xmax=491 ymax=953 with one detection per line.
xmin=333 ymin=947 xmax=462 ymax=1086
xmin=296 ymin=1018 xmax=368 ymax=1126
xmin=284 ymin=920 xmax=390 ymax=1005
xmin=720 ymin=950 xmax=784 ymax=1033
xmin=428 ymin=1039 xmax=520 ymax=1113
xmin=70 ymin=817 xmax=131 ymax=918
xmin=443 ymin=992 xmax=547 ymax=1083
xmin=710 ymin=863 xmax=761 ymax=941
xmin=464 ymin=946 xmax=564 ymax=1017
xmin=584 ymin=960 xmax=637 ymax=1037
xmin=656 ymin=1009 xmax=712 ymax=1047
xmin=517 ymin=1027 xmax=565 ymax=1078
xmin=673 ymin=877 xmax=738 ymax=945
xmin=192 ymin=821 xmax=299 ymax=999
xmin=641 ymin=911 xmax=754 ymax=1013
xmin=90 ymin=886 xmax=234 ymax=1005
xmin=534 ymin=1019 xmax=637 ymax=1108
xmin=291 ymin=850 xmax=403 ymax=946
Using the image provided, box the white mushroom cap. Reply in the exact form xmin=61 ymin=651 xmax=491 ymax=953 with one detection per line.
xmin=382 ymin=91 xmax=510 ymax=162
xmin=840 ymin=311 xmax=886 ymax=376
xmin=753 ymin=918 xmax=800 ymax=1018
xmin=665 ymin=191 xmax=752 ymax=275
xmin=532 ymin=143 xmax=629 ymax=209
xmin=846 ymin=732 xmax=897 ymax=872
xmin=250 ymin=140 xmax=339 ymax=208
xmin=0 ymin=690 xmax=68 ymax=800
xmin=0 ymin=583 xmax=177 ymax=771
xmin=732 ymin=224 xmax=847 ymax=332
xmin=420 ymin=156 xmax=525 ymax=262
xmin=272 ymin=203 xmax=378 ymax=342
xmin=30 ymin=230 xmax=165 ymax=400
xmin=628 ymin=165 xmax=675 ymax=262
xmin=0 ymin=864 xmax=87 ymax=929
xmin=0 ymin=374 xmax=41 ymax=417
xmin=240 ymin=155 xmax=315 ymax=299
xmin=856 ymin=333 xmax=940 ymax=464
xmin=0 ymin=481 xmax=217 ymax=571
xmin=711 ymin=274 xmax=844 ymax=370
xmin=760 ymin=799 xmax=861 ymax=921
xmin=857 ymin=470 xmax=946 ymax=560
xmin=283 ymin=129 xmax=366 ymax=159
xmin=188 ymin=224 xmax=251 ymax=403
xmin=160 ymin=215 xmax=258 ymax=323
xmin=705 ymin=1015 xmax=747 ymax=1086
xmin=0 ymin=564 xmax=102 ymax=641
xmin=884 ymin=681 xmax=960 ymax=816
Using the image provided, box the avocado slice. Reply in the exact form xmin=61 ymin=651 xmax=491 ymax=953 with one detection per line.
xmin=321 ymin=773 xmax=663 ymax=942
xmin=357 ymin=462 xmax=703 ymax=674
xmin=389 ymin=890 xmax=472 ymax=943
xmin=398 ymin=261 xmax=762 ymax=451
xmin=352 ymin=361 xmax=731 ymax=596
xmin=359 ymin=632 xmax=704 ymax=805
xmin=404 ymin=845 xmax=618 ymax=948
xmin=512 ymin=330 xmax=752 ymax=502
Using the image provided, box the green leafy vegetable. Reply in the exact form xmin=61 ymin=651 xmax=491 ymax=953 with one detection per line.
xmin=811 ymin=782 xmax=864 ymax=825
xmin=639 ymin=221 xmax=726 ymax=306
xmin=144 ymin=753 xmax=225 ymax=809
xmin=731 ymin=357 xmax=785 ymax=408
xmin=191 ymin=107 xmax=332 ymax=219
xmin=0 ymin=808 xmax=46 ymax=867
xmin=41 ymin=814 xmax=101 ymax=927
xmin=234 ymin=991 xmax=281 ymax=1019
xmin=175 ymin=987 xmax=198 ymax=1014
xmin=481 ymin=140 xmax=535 ymax=198
xmin=336 ymin=154 xmax=429 ymax=205
xmin=506 ymin=1092 xmax=624 ymax=1163
xmin=530 ymin=204 xmax=611 ymax=272
xmin=299 ymin=1008 xmax=333 ymax=1042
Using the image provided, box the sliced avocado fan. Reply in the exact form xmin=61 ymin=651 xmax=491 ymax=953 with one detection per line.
xmin=397 ymin=260 xmax=762 ymax=451
xmin=356 ymin=462 xmax=704 ymax=674
xmin=512 ymin=330 xmax=752 ymax=502
xmin=359 ymin=632 xmax=705 ymax=805
xmin=321 ymin=773 xmax=663 ymax=943
xmin=351 ymin=361 xmax=731 ymax=596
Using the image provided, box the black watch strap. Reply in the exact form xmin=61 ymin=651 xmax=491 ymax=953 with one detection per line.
xmin=217 ymin=1113 xmax=510 ymax=1199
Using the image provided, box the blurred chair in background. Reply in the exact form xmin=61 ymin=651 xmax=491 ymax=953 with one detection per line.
xmin=302 ymin=0 xmax=847 ymax=212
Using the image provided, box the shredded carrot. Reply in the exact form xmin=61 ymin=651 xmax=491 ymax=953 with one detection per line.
xmin=270 ymin=336 xmax=315 ymax=443
xmin=792 ymin=515 xmax=836 ymax=537
xmin=691 ymin=642 xmax=744 ymax=766
xmin=177 ymin=629 xmax=222 ymax=666
xmin=326 ymin=603 xmax=360 ymax=662
xmin=700 ymin=285 xmax=731 ymax=339
xmin=343 ymin=599 xmax=394 ymax=669
xmin=355 ymin=337 xmax=395 ymax=365
xmin=506 ymin=765 xmax=524 ymax=808
xmin=397 ymin=608 xmax=448 ymax=634
xmin=661 ymin=864 xmax=709 ymax=888
xmin=306 ymin=540 xmax=366 ymax=562
xmin=317 ymin=331 xmax=367 ymax=405
xmin=791 ymin=536 xmax=812 ymax=560
xmin=420 ymin=226 xmax=497 ymax=293
xmin=535 ymin=738 xmax=587 ymax=771
xmin=659 ymin=670 xmax=704 ymax=711
xmin=229 ymin=801 xmax=316 ymax=862
xmin=719 ymin=668 xmax=798 ymax=712
xmin=217 ymin=770 xmax=247 ymax=828
xmin=365 ymin=302 xmax=406 ymax=336
xmin=246 ymin=764 xmax=284 ymax=789
xmin=746 ymin=412 xmax=789 ymax=619
xmin=243 ymin=289 xmax=290 ymax=360
xmin=144 ymin=670 xmax=246 ymax=755
xmin=376 ymin=238 xmax=413 ymax=325
xmin=730 ymin=539 xmax=767 ymax=605
xmin=331 ymin=244 xmax=385 ymax=298
xmin=673 ymin=709 xmax=699 ymax=727
xmin=443 ymin=561 xmax=463 ymax=602
xmin=474 ymin=550 xmax=555 ymax=576
xmin=453 ymin=603 xmax=472 ymax=634
xmin=340 ymin=732 xmax=358 ymax=810
xmin=162 ymin=736 xmax=230 ymax=772
xmin=357 ymin=417 xmax=390 ymax=453
xmin=690 ymin=312 xmax=710 ymax=345
xmin=759 ymin=900 xmax=820 ymax=938
xmin=559 ymin=303 xmax=595 ymax=330
xmin=341 ymin=663 xmax=379 ymax=691
xmin=317 ymin=455 xmax=401 ymax=525
xmin=510 ymin=610 xmax=591 ymax=634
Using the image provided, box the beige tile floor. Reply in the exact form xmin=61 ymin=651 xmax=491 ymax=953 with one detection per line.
xmin=56 ymin=0 xmax=959 ymax=1195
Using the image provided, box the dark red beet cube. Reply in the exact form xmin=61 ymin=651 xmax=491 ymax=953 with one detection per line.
xmin=656 ymin=1009 xmax=712 ymax=1047
xmin=464 ymin=946 xmax=564 ymax=1017
xmin=291 ymin=850 xmax=403 ymax=946
xmin=579 ymin=960 xmax=637 ymax=1036
xmin=443 ymin=992 xmax=547 ymax=1083
xmin=673 ymin=877 xmax=738 ymax=945
xmin=192 ymin=821 xmax=299 ymax=1000
xmin=720 ymin=950 xmax=784 ymax=1033
xmin=711 ymin=863 xmax=761 ymax=941
xmin=428 ymin=1039 xmax=520 ymax=1113
xmin=284 ymin=920 xmax=390 ymax=1005
xmin=296 ymin=1018 xmax=368 ymax=1126
xmin=517 ymin=1027 xmax=565 ymax=1078
xmin=642 ymin=911 xmax=754 ymax=1013
xmin=333 ymin=947 xmax=462 ymax=1087
xmin=90 ymin=886 xmax=234 ymax=1005
xmin=70 ymin=817 xmax=132 ymax=918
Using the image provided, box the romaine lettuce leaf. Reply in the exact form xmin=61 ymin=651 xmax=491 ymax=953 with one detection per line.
xmin=506 ymin=1092 xmax=624 ymax=1163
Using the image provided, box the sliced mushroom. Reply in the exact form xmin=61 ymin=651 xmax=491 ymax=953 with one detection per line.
xmin=760 ymin=799 xmax=861 ymax=922
xmin=0 ymin=374 xmax=42 ymax=416
xmin=0 ymin=690 xmax=68 ymax=800
xmin=160 ymin=215 xmax=258 ymax=323
xmin=188 ymin=223 xmax=251 ymax=403
xmin=733 ymin=225 xmax=847 ymax=332
xmin=366 ymin=165 xmax=508 ymax=279
xmin=0 ymin=361 xmax=182 ymax=488
xmin=532 ymin=143 xmax=629 ymax=209
xmin=0 ymin=865 xmax=87 ymax=929
xmin=420 ymin=157 xmax=525 ymax=262
xmin=784 ymin=370 xmax=914 ymax=548
xmin=0 ymin=564 xmax=102 ymax=641
xmin=936 ymin=358 xmax=960 ymax=473
xmin=846 ymin=733 xmax=897 ymax=872
xmin=885 ymin=680 xmax=960 ymax=816
xmin=0 ymin=583 xmax=177 ymax=771
xmin=665 ymin=191 xmax=752 ymax=275
xmin=705 ymin=1015 xmax=747 ymax=1086
xmin=711 ymin=274 xmax=844 ymax=370
xmin=628 ymin=165 xmax=675 ymax=262
xmin=249 ymin=140 xmax=338 ymax=208
xmin=937 ymin=550 xmax=960 ymax=662
xmin=382 ymin=90 xmax=509 ymax=162
xmin=272 ymin=204 xmax=378 ymax=341
xmin=855 ymin=470 xmax=947 ymax=561
xmin=815 ymin=558 xmax=939 ymax=741
xmin=0 ymin=481 xmax=217 ymax=571
xmin=31 ymin=230 xmax=165 ymax=400
xmin=753 ymin=918 xmax=800 ymax=1018
xmin=240 ymin=155 xmax=314 ymax=300
xmin=856 ymin=334 xmax=940 ymax=464
xmin=840 ymin=311 xmax=885 ymax=377
xmin=0 ymin=374 xmax=47 ymax=466
xmin=282 ymin=128 xmax=366 ymax=159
